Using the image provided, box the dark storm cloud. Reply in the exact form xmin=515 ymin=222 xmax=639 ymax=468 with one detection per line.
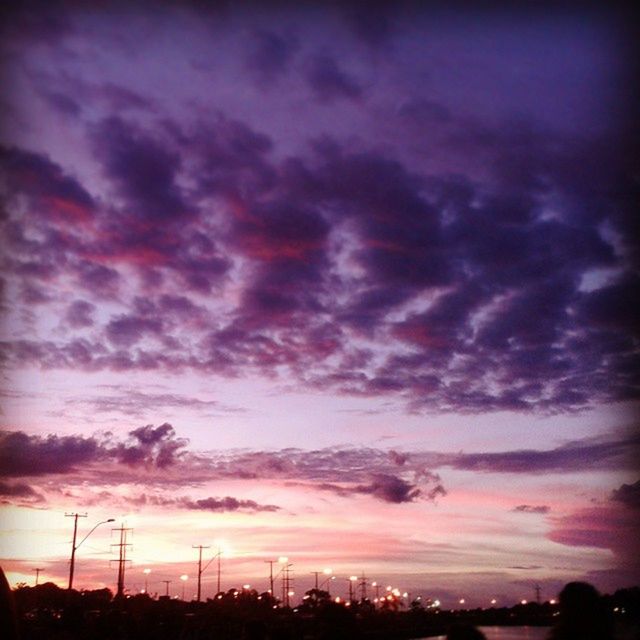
xmin=305 ymin=54 xmax=363 ymax=102
xmin=512 ymin=504 xmax=550 ymax=514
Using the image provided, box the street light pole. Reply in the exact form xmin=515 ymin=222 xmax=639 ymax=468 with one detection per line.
xmin=193 ymin=545 xmax=210 ymax=602
xmin=66 ymin=514 xmax=115 ymax=590
xmin=66 ymin=513 xmax=86 ymax=590
xmin=198 ymin=547 xmax=222 ymax=597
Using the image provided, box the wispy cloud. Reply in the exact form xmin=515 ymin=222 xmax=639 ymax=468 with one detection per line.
xmin=512 ymin=504 xmax=550 ymax=514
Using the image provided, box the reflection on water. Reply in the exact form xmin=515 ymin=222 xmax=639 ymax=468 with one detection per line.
xmin=426 ymin=626 xmax=550 ymax=640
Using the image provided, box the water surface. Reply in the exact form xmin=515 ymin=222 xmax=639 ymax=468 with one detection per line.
xmin=425 ymin=626 xmax=550 ymax=640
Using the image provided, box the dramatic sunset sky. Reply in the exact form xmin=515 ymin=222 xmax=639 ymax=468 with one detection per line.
xmin=0 ymin=1 xmax=638 ymax=607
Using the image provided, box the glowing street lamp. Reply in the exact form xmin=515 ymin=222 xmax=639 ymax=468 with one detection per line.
xmin=143 ymin=568 xmax=151 ymax=594
xmin=319 ymin=572 xmax=335 ymax=595
xmin=180 ymin=574 xmax=188 ymax=600
xmin=311 ymin=567 xmax=333 ymax=590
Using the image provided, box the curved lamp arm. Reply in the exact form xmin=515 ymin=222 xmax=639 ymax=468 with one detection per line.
xmin=75 ymin=518 xmax=115 ymax=550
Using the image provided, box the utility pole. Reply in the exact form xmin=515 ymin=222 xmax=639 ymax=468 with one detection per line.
xmin=217 ymin=550 xmax=221 ymax=594
xmin=534 ymin=583 xmax=541 ymax=605
xmin=359 ymin=572 xmax=368 ymax=601
xmin=33 ymin=568 xmax=43 ymax=586
xmin=162 ymin=580 xmax=172 ymax=597
xmin=111 ymin=524 xmax=132 ymax=598
xmin=66 ymin=512 xmax=87 ymax=590
xmin=193 ymin=544 xmax=210 ymax=602
xmin=265 ymin=560 xmax=276 ymax=596
xmin=311 ymin=571 xmax=321 ymax=590
xmin=281 ymin=562 xmax=293 ymax=607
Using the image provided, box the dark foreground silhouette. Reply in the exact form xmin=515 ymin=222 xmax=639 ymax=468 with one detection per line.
xmin=446 ymin=623 xmax=487 ymax=639
xmin=6 ymin=579 xmax=639 ymax=640
xmin=547 ymin=581 xmax=615 ymax=640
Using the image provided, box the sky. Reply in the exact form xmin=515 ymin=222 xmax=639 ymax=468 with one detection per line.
xmin=0 ymin=0 xmax=638 ymax=608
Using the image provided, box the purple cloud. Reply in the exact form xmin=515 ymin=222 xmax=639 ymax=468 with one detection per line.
xmin=65 ymin=300 xmax=96 ymax=328
xmin=90 ymin=116 xmax=188 ymax=221
xmin=105 ymin=314 xmax=164 ymax=348
xmin=245 ymin=30 xmax=299 ymax=84
xmin=443 ymin=434 xmax=639 ymax=474
xmin=0 ymin=145 xmax=95 ymax=223
xmin=305 ymin=54 xmax=363 ymax=102
xmin=0 ymin=424 xmax=188 ymax=478
xmin=611 ymin=479 xmax=640 ymax=510
xmin=75 ymin=261 xmax=120 ymax=297
xmin=117 ymin=423 xmax=188 ymax=468
xmin=179 ymin=496 xmax=280 ymax=513
xmin=0 ymin=431 xmax=102 ymax=477
xmin=1 ymin=6 xmax=637 ymax=415
xmin=358 ymin=474 xmax=422 ymax=503
xmin=0 ymin=481 xmax=40 ymax=498
xmin=512 ymin=504 xmax=550 ymax=514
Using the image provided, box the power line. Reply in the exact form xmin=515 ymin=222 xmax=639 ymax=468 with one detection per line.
xmin=110 ymin=524 xmax=132 ymax=598
xmin=265 ymin=560 xmax=276 ymax=596
xmin=534 ymin=583 xmax=541 ymax=605
xmin=192 ymin=544 xmax=210 ymax=602
xmin=359 ymin=572 xmax=369 ymax=601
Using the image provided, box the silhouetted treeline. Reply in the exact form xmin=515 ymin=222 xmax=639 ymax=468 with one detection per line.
xmin=9 ymin=582 xmax=640 ymax=640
